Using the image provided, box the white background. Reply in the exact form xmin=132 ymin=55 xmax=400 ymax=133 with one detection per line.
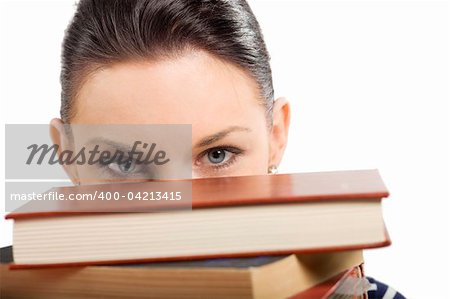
xmin=1 ymin=0 xmax=449 ymax=297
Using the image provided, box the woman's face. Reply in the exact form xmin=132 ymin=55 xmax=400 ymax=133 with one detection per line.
xmin=52 ymin=50 xmax=290 ymax=182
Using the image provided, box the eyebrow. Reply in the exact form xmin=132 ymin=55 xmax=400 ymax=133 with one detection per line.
xmin=195 ymin=126 xmax=251 ymax=148
xmin=86 ymin=138 xmax=134 ymax=152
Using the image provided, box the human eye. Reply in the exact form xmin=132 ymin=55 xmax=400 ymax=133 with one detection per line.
xmin=107 ymin=158 xmax=137 ymax=174
xmin=98 ymin=156 xmax=148 ymax=178
xmin=195 ymin=146 xmax=244 ymax=172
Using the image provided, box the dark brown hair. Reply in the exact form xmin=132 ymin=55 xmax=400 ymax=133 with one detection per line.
xmin=60 ymin=0 xmax=274 ymax=122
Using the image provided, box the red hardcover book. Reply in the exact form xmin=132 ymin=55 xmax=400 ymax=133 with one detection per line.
xmin=292 ymin=264 xmax=369 ymax=299
xmin=6 ymin=169 xmax=390 ymax=269
xmin=1 ymin=245 xmax=368 ymax=299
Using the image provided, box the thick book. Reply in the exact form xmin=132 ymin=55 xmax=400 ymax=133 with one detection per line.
xmin=0 ymin=246 xmax=368 ymax=299
xmin=5 ymin=169 xmax=391 ymax=268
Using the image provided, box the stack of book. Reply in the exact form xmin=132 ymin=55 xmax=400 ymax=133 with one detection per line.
xmin=1 ymin=169 xmax=390 ymax=298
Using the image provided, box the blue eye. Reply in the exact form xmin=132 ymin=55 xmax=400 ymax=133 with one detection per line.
xmin=207 ymin=149 xmax=226 ymax=164
xmin=195 ymin=146 xmax=244 ymax=174
xmin=108 ymin=159 xmax=136 ymax=174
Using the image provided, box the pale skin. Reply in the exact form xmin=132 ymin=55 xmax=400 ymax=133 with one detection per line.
xmin=49 ymin=49 xmax=353 ymax=268
xmin=50 ymin=50 xmax=291 ymax=184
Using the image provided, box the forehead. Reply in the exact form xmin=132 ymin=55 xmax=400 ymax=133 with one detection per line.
xmin=72 ymin=50 xmax=266 ymax=133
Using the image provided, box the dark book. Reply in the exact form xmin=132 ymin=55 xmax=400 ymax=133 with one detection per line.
xmin=1 ymin=246 xmax=367 ymax=299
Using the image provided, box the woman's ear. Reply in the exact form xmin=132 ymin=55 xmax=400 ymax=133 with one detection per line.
xmin=268 ymin=97 xmax=291 ymax=169
xmin=49 ymin=118 xmax=80 ymax=185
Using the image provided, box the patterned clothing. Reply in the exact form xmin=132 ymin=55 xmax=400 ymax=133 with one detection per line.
xmin=366 ymin=277 xmax=406 ymax=299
